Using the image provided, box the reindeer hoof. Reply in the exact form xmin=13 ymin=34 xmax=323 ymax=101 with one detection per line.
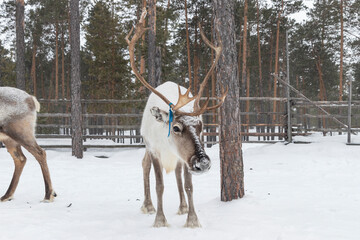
xmin=153 ymin=218 xmax=169 ymax=228
xmin=42 ymin=191 xmax=57 ymax=203
xmin=184 ymin=215 xmax=201 ymax=228
xmin=177 ymin=205 xmax=189 ymax=215
xmin=0 ymin=195 xmax=13 ymax=202
xmin=141 ymin=203 xmax=156 ymax=214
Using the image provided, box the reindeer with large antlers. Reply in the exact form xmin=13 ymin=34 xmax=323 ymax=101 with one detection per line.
xmin=126 ymin=8 xmax=227 ymax=228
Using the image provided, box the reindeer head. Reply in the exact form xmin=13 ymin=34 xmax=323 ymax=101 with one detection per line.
xmin=127 ymin=8 xmax=227 ymax=173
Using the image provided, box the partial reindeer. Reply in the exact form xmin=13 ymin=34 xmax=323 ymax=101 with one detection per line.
xmin=126 ymin=8 xmax=227 ymax=228
xmin=0 ymin=87 xmax=56 ymax=202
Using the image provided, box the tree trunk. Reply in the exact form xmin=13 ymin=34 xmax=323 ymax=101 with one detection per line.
xmin=339 ymin=0 xmax=344 ymax=101
xmin=147 ymin=0 xmax=157 ymax=88
xmin=155 ymin=46 xmax=162 ymax=86
xmin=140 ymin=0 xmax=146 ymax=75
xmin=70 ymin=0 xmax=83 ymax=159
xmin=31 ymin=42 xmax=37 ymax=96
xmin=241 ymin=0 xmax=248 ymax=98
xmin=185 ymin=0 xmax=192 ymax=89
xmin=16 ymin=0 xmax=25 ymax=90
xmin=257 ymin=0 xmax=263 ymax=99
xmin=213 ymin=0 xmax=244 ymax=202
xmin=61 ymin=28 xmax=65 ymax=99
xmin=273 ymin=0 xmax=283 ymax=123
xmin=193 ymin=24 xmax=199 ymax=93
xmin=55 ymin=22 xmax=59 ymax=100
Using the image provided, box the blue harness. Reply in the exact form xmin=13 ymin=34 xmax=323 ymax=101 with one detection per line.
xmin=168 ymin=103 xmax=174 ymax=137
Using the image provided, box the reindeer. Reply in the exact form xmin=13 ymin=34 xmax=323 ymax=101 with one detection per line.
xmin=0 ymin=87 xmax=56 ymax=202
xmin=126 ymin=8 xmax=227 ymax=227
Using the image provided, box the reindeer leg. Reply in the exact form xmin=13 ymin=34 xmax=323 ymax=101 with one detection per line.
xmin=184 ymin=165 xmax=201 ymax=228
xmin=152 ymin=156 xmax=169 ymax=227
xmin=21 ymin=141 xmax=56 ymax=202
xmin=175 ymin=161 xmax=188 ymax=215
xmin=141 ymin=151 xmax=155 ymax=214
xmin=1 ymin=138 xmax=27 ymax=202
xmin=6 ymin=123 xmax=56 ymax=202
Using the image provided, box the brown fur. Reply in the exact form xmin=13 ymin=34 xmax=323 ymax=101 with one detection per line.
xmin=0 ymin=105 xmax=55 ymax=202
xmin=25 ymin=97 xmax=36 ymax=112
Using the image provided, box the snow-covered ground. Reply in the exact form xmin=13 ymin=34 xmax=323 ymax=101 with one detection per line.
xmin=1 ymin=133 xmax=360 ymax=240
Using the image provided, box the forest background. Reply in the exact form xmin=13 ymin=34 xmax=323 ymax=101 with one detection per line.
xmin=0 ymin=0 xmax=359 ymax=110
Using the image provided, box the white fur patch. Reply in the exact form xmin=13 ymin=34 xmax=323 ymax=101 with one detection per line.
xmin=0 ymin=87 xmax=34 ymax=125
xmin=141 ymin=82 xmax=195 ymax=173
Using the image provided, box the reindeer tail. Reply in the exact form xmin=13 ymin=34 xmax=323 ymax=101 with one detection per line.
xmin=32 ymin=96 xmax=41 ymax=112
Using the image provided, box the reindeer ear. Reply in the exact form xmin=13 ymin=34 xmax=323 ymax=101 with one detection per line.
xmin=150 ymin=107 xmax=169 ymax=123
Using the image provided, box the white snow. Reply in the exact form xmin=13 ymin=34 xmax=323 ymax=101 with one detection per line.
xmin=0 ymin=133 xmax=360 ymax=240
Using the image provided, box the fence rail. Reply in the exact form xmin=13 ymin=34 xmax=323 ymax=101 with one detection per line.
xmin=2 ymin=96 xmax=359 ymax=149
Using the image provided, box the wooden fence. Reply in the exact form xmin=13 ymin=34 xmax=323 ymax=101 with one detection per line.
xmin=2 ymin=96 xmax=359 ymax=149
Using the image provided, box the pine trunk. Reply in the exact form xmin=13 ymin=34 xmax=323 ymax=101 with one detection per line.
xmin=16 ymin=0 xmax=25 ymax=90
xmin=241 ymin=0 xmax=248 ymax=98
xmin=140 ymin=0 xmax=146 ymax=75
xmin=257 ymin=0 xmax=263 ymax=98
xmin=147 ymin=0 xmax=157 ymax=87
xmin=273 ymin=0 xmax=283 ymax=123
xmin=213 ymin=0 xmax=244 ymax=202
xmin=185 ymin=0 xmax=192 ymax=89
xmin=70 ymin=0 xmax=83 ymax=159
xmin=61 ymin=29 xmax=65 ymax=99
xmin=55 ymin=22 xmax=59 ymax=100
xmin=31 ymin=42 xmax=37 ymax=96
xmin=339 ymin=0 xmax=344 ymax=101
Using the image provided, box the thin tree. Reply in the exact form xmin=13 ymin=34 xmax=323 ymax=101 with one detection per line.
xmin=256 ymin=0 xmax=263 ymax=99
xmin=185 ymin=0 xmax=192 ymax=90
xmin=213 ymin=0 xmax=244 ymax=202
xmin=15 ymin=0 xmax=25 ymax=90
xmin=339 ymin=0 xmax=344 ymax=101
xmin=70 ymin=0 xmax=83 ymax=159
xmin=241 ymin=0 xmax=248 ymax=97
xmin=140 ymin=0 xmax=146 ymax=75
xmin=273 ymin=0 xmax=284 ymax=123
xmin=147 ymin=0 xmax=157 ymax=87
xmin=256 ymin=0 xmax=264 ymax=136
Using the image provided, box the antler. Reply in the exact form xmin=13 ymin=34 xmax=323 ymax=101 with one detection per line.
xmin=191 ymin=23 xmax=228 ymax=114
xmin=126 ymin=8 xmax=227 ymax=116
xmin=126 ymin=8 xmax=172 ymax=106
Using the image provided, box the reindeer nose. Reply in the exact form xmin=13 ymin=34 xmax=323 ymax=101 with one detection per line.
xmin=191 ymin=155 xmax=211 ymax=173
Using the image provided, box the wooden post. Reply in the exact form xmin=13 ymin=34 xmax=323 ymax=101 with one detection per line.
xmin=286 ymin=31 xmax=292 ymax=143
xmin=347 ymin=80 xmax=352 ymax=144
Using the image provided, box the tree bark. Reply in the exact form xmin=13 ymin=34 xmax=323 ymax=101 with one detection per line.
xmin=61 ymin=29 xmax=65 ymax=99
xmin=16 ymin=0 xmax=25 ymax=90
xmin=213 ymin=0 xmax=244 ymax=202
xmin=147 ymin=0 xmax=157 ymax=87
xmin=339 ymin=0 xmax=344 ymax=101
xmin=31 ymin=42 xmax=37 ymax=96
xmin=185 ymin=0 xmax=192 ymax=89
xmin=140 ymin=0 xmax=146 ymax=75
xmin=256 ymin=0 xmax=263 ymax=98
xmin=55 ymin=22 xmax=59 ymax=99
xmin=70 ymin=0 xmax=83 ymax=159
xmin=241 ymin=0 xmax=248 ymax=97
xmin=273 ymin=0 xmax=283 ymax=123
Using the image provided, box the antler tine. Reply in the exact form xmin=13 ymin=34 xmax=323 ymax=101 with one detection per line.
xmin=193 ymin=23 xmax=223 ymax=111
xmin=205 ymin=84 xmax=228 ymax=111
xmin=126 ymin=7 xmax=172 ymax=107
xmin=172 ymin=85 xmax=196 ymax=111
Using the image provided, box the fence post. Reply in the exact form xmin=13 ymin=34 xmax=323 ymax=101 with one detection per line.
xmin=286 ymin=30 xmax=292 ymax=143
xmin=347 ymin=80 xmax=352 ymax=144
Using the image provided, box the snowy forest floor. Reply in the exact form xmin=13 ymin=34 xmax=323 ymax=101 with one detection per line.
xmin=0 ymin=133 xmax=359 ymax=240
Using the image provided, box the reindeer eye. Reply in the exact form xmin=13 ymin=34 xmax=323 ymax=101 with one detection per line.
xmin=173 ymin=126 xmax=181 ymax=133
